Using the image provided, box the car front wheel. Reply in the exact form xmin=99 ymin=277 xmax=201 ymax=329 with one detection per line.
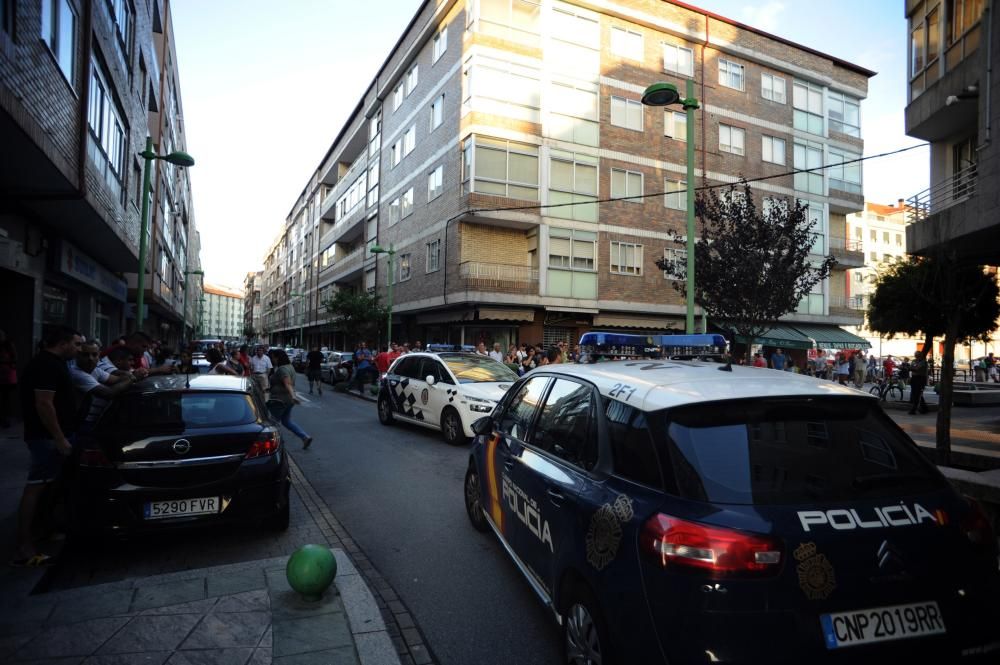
xmin=464 ymin=465 xmax=489 ymax=532
xmin=441 ymin=407 xmax=466 ymax=446
xmin=563 ymin=586 xmax=611 ymax=665
xmin=377 ymin=392 xmax=394 ymax=425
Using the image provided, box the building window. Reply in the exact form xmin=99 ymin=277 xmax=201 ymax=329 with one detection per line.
xmin=41 ymin=0 xmax=78 ymax=85
xmin=389 ymin=197 xmax=400 ymax=226
xmin=405 ymin=64 xmax=419 ymax=96
xmin=761 ymin=73 xmax=786 ymax=103
xmin=432 ymin=24 xmax=447 ymax=63
xmin=882 ymin=231 xmax=890 ymax=244
xmin=427 ymin=165 xmax=443 ymax=200
xmin=719 ymin=124 xmax=745 ymax=156
xmin=429 ymin=94 xmax=444 ymax=131
xmin=610 ymin=168 xmax=643 ymax=203
xmin=392 ymin=83 xmax=403 ymax=112
xmin=548 ymin=150 xmax=598 ymax=222
xmin=426 ymin=239 xmax=441 ymax=272
xmin=947 ymin=0 xmax=982 ymax=46
xmin=401 ymin=187 xmax=414 ymax=219
xmin=661 ymin=42 xmax=693 ymax=76
xmin=664 ymin=179 xmax=686 ymax=210
xmin=870 ymin=229 xmax=877 ymax=242
xmin=663 ymin=110 xmax=686 ymax=141
xmin=793 ymin=80 xmax=824 ymax=135
xmin=895 ymin=233 xmax=902 ymax=246
xmin=87 ymin=56 xmax=127 ymax=197
xmin=367 ymin=161 xmax=379 ymax=208
xmin=610 ymin=96 xmax=643 ymax=131
xmin=398 ymin=254 xmax=411 ymax=282
xmin=762 ymin=135 xmax=786 ymax=165
xmin=662 ymin=248 xmax=686 ymax=280
xmin=547 ymin=80 xmax=599 ymax=146
xmin=718 ymin=58 xmax=745 ymax=91
xmin=610 ymin=241 xmax=642 ymax=275
xmin=610 ymin=26 xmax=642 ymax=60
xmin=869 ymin=251 xmax=877 ymax=261
xmin=473 ymin=0 xmax=541 ymax=46
xmin=462 ymin=136 xmax=539 ymax=200
xmin=549 ymin=229 xmax=595 ymax=270
xmin=828 ymin=148 xmax=861 ymax=194
xmin=389 ymin=140 xmax=401 ymax=168
xmin=855 ymin=226 xmax=862 ymax=239
xmin=793 ymin=140 xmax=823 ymax=194
xmin=827 ymin=91 xmax=860 ymax=137
xmin=403 ymin=125 xmax=416 ymax=157
xmin=107 ymin=0 xmax=133 ymax=68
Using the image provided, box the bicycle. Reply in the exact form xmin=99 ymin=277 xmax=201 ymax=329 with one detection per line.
xmin=869 ymin=375 xmax=905 ymax=402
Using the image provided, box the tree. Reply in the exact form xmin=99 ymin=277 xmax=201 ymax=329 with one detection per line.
xmin=243 ymin=326 xmax=256 ymax=342
xmin=324 ymin=289 xmax=389 ymax=348
xmin=867 ymin=254 xmax=999 ymax=461
xmin=657 ymin=180 xmax=836 ymax=355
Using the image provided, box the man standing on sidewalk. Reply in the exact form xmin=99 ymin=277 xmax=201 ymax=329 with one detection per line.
xmin=909 ymin=351 xmax=930 ymax=415
xmin=852 ymin=351 xmax=867 ymax=388
xmin=12 ymin=326 xmax=82 ymax=567
xmin=250 ymin=346 xmax=273 ymax=396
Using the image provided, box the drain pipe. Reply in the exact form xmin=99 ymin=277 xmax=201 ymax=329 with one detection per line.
xmin=982 ymin=2 xmax=993 ymax=148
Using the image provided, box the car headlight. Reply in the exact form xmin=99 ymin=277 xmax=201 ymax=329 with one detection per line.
xmin=466 ymin=396 xmax=495 ymax=413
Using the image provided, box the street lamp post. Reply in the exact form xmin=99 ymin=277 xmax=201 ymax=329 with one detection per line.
xmin=181 ymin=269 xmax=204 ymax=347
xmin=290 ymin=292 xmax=306 ymax=347
xmin=369 ymin=245 xmax=396 ymax=349
xmin=641 ymin=80 xmax=699 ymax=334
xmin=136 ymin=137 xmax=195 ymax=332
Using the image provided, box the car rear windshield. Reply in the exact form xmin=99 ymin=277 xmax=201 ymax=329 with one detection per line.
xmin=658 ymin=397 xmax=943 ymax=505
xmin=102 ymin=392 xmax=259 ymax=430
xmin=441 ymin=355 xmax=518 ymax=384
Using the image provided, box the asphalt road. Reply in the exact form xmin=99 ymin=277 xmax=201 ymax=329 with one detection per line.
xmin=291 ymin=382 xmax=563 ymax=665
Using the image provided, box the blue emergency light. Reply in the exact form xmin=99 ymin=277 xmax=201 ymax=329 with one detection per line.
xmin=577 ymin=332 xmax=728 ymax=360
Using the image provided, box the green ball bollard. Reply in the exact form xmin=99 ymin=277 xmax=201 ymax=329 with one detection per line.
xmin=286 ymin=544 xmax=337 ymax=602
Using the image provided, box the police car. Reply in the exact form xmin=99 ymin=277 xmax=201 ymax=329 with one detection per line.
xmin=377 ymin=351 xmax=518 ymax=445
xmin=463 ymin=350 xmax=999 ymax=663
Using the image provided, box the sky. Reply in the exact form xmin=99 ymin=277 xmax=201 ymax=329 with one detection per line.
xmin=171 ymin=0 xmax=924 ymax=289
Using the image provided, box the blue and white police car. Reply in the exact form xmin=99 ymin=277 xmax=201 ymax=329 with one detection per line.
xmin=463 ymin=351 xmax=999 ymax=663
xmin=377 ymin=351 xmax=518 ymax=445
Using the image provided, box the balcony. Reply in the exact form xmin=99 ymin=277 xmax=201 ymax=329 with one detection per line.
xmin=828 ymin=294 xmax=867 ymax=324
xmin=907 ymin=162 xmax=977 ymax=224
xmin=828 ymin=236 xmax=865 ymax=267
xmin=320 ymin=156 xmax=368 ymax=221
xmin=328 ymin=246 xmax=365 ymax=283
xmin=459 ymin=262 xmax=539 ymax=294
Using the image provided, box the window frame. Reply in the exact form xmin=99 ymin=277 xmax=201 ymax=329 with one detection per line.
xmin=548 ymin=228 xmax=597 ymax=272
xmin=761 ymin=72 xmax=786 ymax=104
xmin=609 ymin=240 xmax=643 ymax=276
xmin=662 ymin=247 xmax=687 ymax=281
xmin=40 ymin=0 xmax=78 ymax=87
xmin=427 ymin=164 xmax=444 ymax=201
xmin=432 ymin=24 xmax=448 ymax=63
xmin=429 ymin=93 xmax=444 ymax=131
xmin=761 ymin=134 xmax=786 ymax=165
xmin=426 ymin=239 xmax=441 ymax=273
xmin=398 ymin=253 xmax=412 ymax=282
xmin=610 ymin=167 xmax=643 ymax=203
xmin=663 ymin=110 xmax=686 ymax=141
xmin=664 ymin=179 xmax=686 ymax=211
xmin=661 ymin=42 xmax=694 ymax=76
xmin=719 ymin=123 xmax=745 ymax=156
xmin=610 ymin=95 xmax=643 ymax=131
xmin=610 ymin=25 xmax=643 ymax=61
xmin=718 ymin=57 xmax=745 ymax=91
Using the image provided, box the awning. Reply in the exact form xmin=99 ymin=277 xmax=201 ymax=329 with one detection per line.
xmin=592 ymin=314 xmax=678 ymax=329
xmin=790 ymin=324 xmax=872 ymax=350
xmin=415 ymin=309 xmax=475 ymax=325
xmin=724 ymin=324 xmax=814 ymax=350
xmin=477 ymin=307 xmax=535 ymax=322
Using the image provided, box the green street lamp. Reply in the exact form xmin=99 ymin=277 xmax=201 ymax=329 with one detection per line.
xmin=136 ymin=137 xmax=195 ymax=332
xmin=181 ymin=269 xmax=204 ymax=347
xmin=641 ymin=81 xmax=699 ymax=334
xmin=369 ymin=245 xmax=396 ymax=349
xmin=290 ymin=291 xmax=306 ymax=348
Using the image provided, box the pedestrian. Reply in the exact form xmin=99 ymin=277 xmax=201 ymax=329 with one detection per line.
xmin=238 ymin=345 xmax=251 ymax=376
xmin=752 ymin=353 xmax=766 ymax=368
xmin=0 ymin=329 xmax=17 ymax=428
xmin=897 ymin=357 xmax=911 ymax=390
xmin=909 ymin=350 xmax=930 ymax=414
xmin=475 ymin=342 xmax=488 ymax=356
xmin=413 ymin=340 xmax=424 ymax=352
xmin=489 ymin=343 xmax=504 ymax=362
xmin=835 ymin=353 xmax=850 ymax=385
xmin=207 ymin=348 xmax=238 ymax=375
xmin=98 ymin=331 xmax=173 ymax=376
xmin=770 ymin=348 xmax=786 ymax=371
xmin=69 ymin=340 xmax=135 ymax=433
xmin=546 ymin=346 xmax=562 ymax=364
xmin=988 ymin=353 xmax=998 ymax=383
xmin=269 ymin=350 xmax=312 ymax=449
xmin=306 ymin=345 xmax=324 ymax=394
xmin=882 ymin=354 xmax=896 ymax=380
xmin=349 ymin=342 xmax=373 ymax=393
xmin=249 ymin=346 xmax=273 ymax=395
xmin=866 ymin=354 xmax=878 ymax=383
xmin=852 ymin=351 xmax=866 ymax=388
xmin=12 ymin=326 xmax=83 ymax=567
xmin=225 ymin=349 xmax=245 ymax=376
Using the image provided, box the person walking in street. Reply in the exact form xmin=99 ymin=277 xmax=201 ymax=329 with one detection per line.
xmin=306 ymin=345 xmax=325 ymax=395
xmin=349 ymin=342 xmax=373 ymax=393
xmin=909 ymin=351 xmax=930 ymax=414
xmin=0 ymin=329 xmax=17 ymax=428
xmin=12 ymin=326 xmax=83 ymax=567
xmin=852 ymin=351 xmax=866 ymax=388
xmin=270 ymin=350 xmax=312 ymax=449
xmin=835 ymin=353 xmax=851 ymax=385
xmin=250 ymin=346 xmax=273 ymax=396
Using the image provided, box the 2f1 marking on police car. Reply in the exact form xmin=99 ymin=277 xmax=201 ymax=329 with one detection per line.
xmin=609 ymin=383 xmax=637 ymax=401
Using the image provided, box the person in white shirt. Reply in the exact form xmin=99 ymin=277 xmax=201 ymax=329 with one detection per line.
xmin=249 ymin=346 xmax=273 ymax=394
xmin=70 ymin=341 xmax=135 ymax=432
xmin=488 ymin=343 xmax=504 ymax=363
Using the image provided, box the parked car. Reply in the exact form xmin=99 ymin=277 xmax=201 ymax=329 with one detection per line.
xmin=320 ymin=351 xmax=353 ymax=384
xmin=464 ymin=359 xmax=999 ymax=664
xmin=377 ymin=352 xmax=518 ymax=445
xmin=72 ymin=374 xmax=291 ymax=535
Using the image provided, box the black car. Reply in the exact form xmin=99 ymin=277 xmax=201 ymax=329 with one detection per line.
xmin=72 ymin=374 xmax=290 ymax=534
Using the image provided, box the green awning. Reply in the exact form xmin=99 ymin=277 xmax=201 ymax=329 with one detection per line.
xmin=725 ymin=324 xmax=814 ymax=350
xmin=790 ymin=324 xmax=872 ymax=350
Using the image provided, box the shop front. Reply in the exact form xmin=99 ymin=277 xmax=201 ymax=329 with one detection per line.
xmin=49 ymin=241 xmax=127 ymax=345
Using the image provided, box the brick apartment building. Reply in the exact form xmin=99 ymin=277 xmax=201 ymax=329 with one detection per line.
xmin=260 ymin=0 xmax=875 ymax=359
xmin=0 ymin=0 xmax=200 ymax=366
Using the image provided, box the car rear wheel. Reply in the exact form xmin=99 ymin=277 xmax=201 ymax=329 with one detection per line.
xmin=563 ymin=586 xmax=611 ymax=665
xmin=441 ymin=407 xmax=466 ymax=446
xmin=464 ymin=465 xmax=489 ymax=533
xmin=262 ymin=483 xmax=290 ymax=532
xmin=377 ymin=392 xmax=394 ymax=425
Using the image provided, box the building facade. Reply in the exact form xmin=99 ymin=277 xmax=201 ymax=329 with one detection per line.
xmin=243 ymin=269 xmax=262 ymax=343
xmin=261 ymin=0 xmax=873 ymax=355
xmin=200 ymin=283 xmax=243 ymax=341
xmin=0 ymin=0 xmax=201 ymax=367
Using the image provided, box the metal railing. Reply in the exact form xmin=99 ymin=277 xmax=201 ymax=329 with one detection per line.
xmin=459 ymin=262 xmax=539 ymax=289
xmin=829 ymin=295 xmax=868 ymax=310
xmin=907 ymin=162 xmax=978 ymax=224
xmin=829 ymin=236 xmax=863 ymax=253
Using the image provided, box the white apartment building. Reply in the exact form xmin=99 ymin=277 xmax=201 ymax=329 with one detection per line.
xmin=201 ymin=284 xmax=244 ymax=341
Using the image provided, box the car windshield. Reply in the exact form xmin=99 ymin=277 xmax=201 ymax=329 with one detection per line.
xmin=656 ymin=397 xmax=943 ymax=505
xmin=441 ymin=354 xmax=518 ymax=384
xmin=102 ymin=392 xmax=259 ymax=430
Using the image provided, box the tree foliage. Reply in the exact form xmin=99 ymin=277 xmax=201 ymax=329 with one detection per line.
xmin=656 ymin=180 xmax=836 ymax=345
xmin=323 ymin=289 xmax=388 ymax=347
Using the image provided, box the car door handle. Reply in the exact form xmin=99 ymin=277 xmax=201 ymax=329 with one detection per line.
xmin=546 ymin=488 xmax=565 ymax=506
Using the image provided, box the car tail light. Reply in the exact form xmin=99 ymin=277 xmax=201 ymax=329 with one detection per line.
xmin=79 ymin=448 xmax=114 ymax=468
xmin=961 ymin=497 xmax=996 ymax=547
xmin=246 ymin=431 xmax=282 ymax=459
xmin=640 ymin=513 xmax=783 ymax=577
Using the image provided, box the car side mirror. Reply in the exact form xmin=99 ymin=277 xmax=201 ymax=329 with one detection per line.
xmin=471 ymin=416 xmax=494 ymax=436
xmin=426 ymin=375 xmax=436 ymax=386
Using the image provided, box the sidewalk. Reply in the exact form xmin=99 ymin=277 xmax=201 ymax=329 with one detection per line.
xmin=0 ymin=423 xmax=401 ymax=665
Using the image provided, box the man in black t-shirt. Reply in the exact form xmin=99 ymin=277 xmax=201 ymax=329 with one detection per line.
xmin=13 ymin=325 xmax=82 ymax=566
xmin=306 ymin=346 xmax=324 ymax=395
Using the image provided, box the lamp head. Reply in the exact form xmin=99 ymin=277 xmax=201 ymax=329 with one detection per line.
xmin=164 ymin=151 xmax=195 ymax=167
xmin=641 ymin=82 xmax=681 ymax=107
xmin=370 ymin=245 xmax=385 ymax=254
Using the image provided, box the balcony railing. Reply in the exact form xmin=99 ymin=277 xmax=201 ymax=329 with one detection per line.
xmin=829 ymin=295 xmax=868 ymax=310
xmin=459 ymin=262 xmax=539 ymax=292
xmin=829 ymin=236 xmax=863 ymax=253
xmin=907 ymin=162 xmax=978 ymax=224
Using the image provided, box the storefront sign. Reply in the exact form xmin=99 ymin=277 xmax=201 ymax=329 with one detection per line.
xmin=57 ymin=241 xmax=128 ymax=302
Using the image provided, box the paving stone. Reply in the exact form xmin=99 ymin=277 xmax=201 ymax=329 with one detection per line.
xmin=336 ymin=575 xmax=385 ymax=634
xmin=248 ymin=648 xmax=272 ymax=665
xmin=140 ymin=598 xmax=218 ymax=616
xmin=264 ymin=569 xmax=291 ymax=594
xmin=409 ymin=644 xmax=432 ymax=665
xmin=49 ymin=589 xmax=135 ymax=624
xmin=355 ymin=631 xmax=400 ymax=665
xmin=82 ymin=653 xmax=170 ymax=664
xmin=9 ymin=657 xmax=84 ymax=665
xmin=98 ymin=615 xmax=202 ymax=654
xmin=270 ymin=589 xmax=343 ymax=621
xmin=0 ymin=597 xmax=56 ymax=625
xmin=166 ymin=647 xmax=254 ymax=664
xmin=131 ymin=579 xmax=206 ymax=612
xmin=258 ymin=626 xmax=272 ymax=648
xmin=206 ymin=571 xmax=267 ymax=598
xmin=180 ymin=611 xmax=269 ymax=649
xmin=332 ymin=550 xmax=358 ymax=577
xmin=272 ymin=614 xmax=353 ymax=657
xmin=273 ymin=645 xmax=358 ymax=665
xmin=212 ymin=590 xmax=269 ymax=613
xmin=400 ymin=628 xmax=422 ymax=648
xmin=13 ymin=617 xmax=130 ymax=660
